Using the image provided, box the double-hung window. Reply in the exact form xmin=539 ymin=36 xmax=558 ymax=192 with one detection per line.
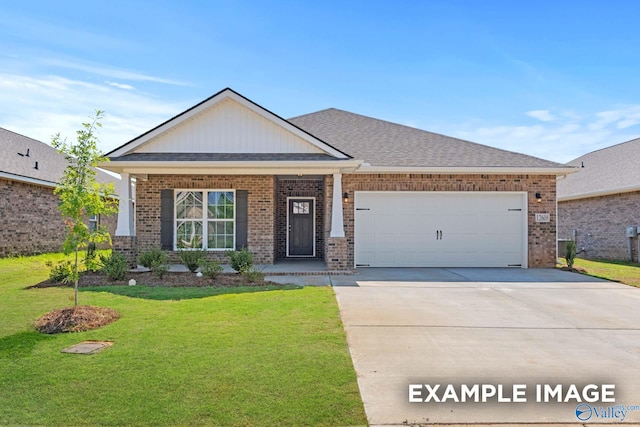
xmin=175 ymin=190 xmax=235 ymax=250
xmin=88 ymin=214 xmax=99 ymax=232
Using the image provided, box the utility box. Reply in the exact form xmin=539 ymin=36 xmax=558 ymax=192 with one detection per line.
xmin=626 ymin=226 xmax=638 ymax=237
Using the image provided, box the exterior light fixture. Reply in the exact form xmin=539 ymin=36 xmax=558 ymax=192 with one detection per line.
xmin=343 ymin=192 xmax=349 ymax=203
xmin=535 ymin=192 xmax=542 ymax=203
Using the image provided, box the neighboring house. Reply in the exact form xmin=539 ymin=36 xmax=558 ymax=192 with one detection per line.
xmin=0 ymin=128 xmax=119 ymax=257
xmin=102 ymin=88 xmax=573 ymax=270
xmin=558 ymin=138 xmax=640 ymax=262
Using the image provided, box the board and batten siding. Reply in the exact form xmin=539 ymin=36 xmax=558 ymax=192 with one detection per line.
xmin=137 ymin=98 xmax=324 ymax=154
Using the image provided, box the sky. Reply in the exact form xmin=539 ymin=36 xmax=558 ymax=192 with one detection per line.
xmin=1 ymin=0 xmax=640 ymax=163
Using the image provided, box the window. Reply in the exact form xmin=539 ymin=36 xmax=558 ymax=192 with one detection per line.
xmin=89 ymin=214 xmax=99 ymax=232
xmin=292 ymin=201 xmax=310 ymax=214
xmin=175 ymin=190 xmax=235 ymax=250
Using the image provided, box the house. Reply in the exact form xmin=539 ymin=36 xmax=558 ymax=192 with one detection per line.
xmin=0 ymin=127 xmax=119 ymax=257
xmin=102 ymin=88 xmax=574 ymax=270
xmin=557 ymin=138 xmax=640 ymax=262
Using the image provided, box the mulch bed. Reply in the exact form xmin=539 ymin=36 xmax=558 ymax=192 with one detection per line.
xmin=558 ymin=266 xmax=587 ymax=273
xmin=35 ymin=305 xmax=120 ymax=334
xmin=31 ymin=271 xmax=275 ymax=288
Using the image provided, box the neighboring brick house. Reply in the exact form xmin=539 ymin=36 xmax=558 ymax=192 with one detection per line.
xmin=0 ymin=128 xmax=119 ymax=257
xmin=102 ymin=88 xmax=573 ymax=270
xmin=558 ymin=138 xmax=640 ymax=262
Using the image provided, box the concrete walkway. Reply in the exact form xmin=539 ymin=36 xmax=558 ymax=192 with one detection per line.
xmin=333 ymin=268 xmax=640 ymax=425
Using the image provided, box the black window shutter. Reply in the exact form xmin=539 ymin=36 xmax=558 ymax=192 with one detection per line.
xmin=235 ymin=190 xmax=248 ymax=250
xmin=160 ymin=189 xmax=174 ymax=250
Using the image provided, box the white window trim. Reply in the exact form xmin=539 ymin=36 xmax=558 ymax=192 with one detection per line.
xmin=173 ymin=189 xmax=236 ymax=251
xmin=89 ymin=214 xmax=99 ymax=232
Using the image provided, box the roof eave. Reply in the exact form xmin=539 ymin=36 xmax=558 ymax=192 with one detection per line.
xmin=355 ymin=165 xmax=579 ymax=175
xmin=558 ymin=185 xmax=640 ymax=202
xmin=99 ymin=159 xmax=363 ymax=175
xmin=0 ymin=170 xmax=58 ymax=187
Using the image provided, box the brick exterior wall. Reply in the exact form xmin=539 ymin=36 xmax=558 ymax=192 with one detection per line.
xmin=0 ymin=177 xmax=117 ymax=257
xmin=0 ymin=178 xmax=67 ymax=256
xmin=337 ymin=174 xmax=558 ymax=268
xmin=558 ymin=191 xmax=640 ymax=262
xmin=275 ymin=177 xmax=324 ymax=260
xmin=128 ymin=173 xmax=557 ymax=269
xmin=135 ymin=175 xmax=275 ymax=264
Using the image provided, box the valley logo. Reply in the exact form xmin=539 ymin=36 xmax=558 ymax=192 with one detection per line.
xmin=576 ymin=403 xmax=640 ymax=422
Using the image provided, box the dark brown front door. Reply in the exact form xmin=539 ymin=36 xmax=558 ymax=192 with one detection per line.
xmin=288 ymin=198 xmax=314 ymax=256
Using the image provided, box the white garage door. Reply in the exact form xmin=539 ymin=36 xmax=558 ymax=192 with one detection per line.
xmin=354 ymin=192 xmax=527 ymax=268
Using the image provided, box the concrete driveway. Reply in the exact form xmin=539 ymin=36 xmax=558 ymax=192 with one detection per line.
xmin=332 ymin=268 xmax=640 ymax=425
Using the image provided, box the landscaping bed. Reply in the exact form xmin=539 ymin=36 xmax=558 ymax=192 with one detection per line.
xmin=31 ymin=271 xmax=278 ymax=288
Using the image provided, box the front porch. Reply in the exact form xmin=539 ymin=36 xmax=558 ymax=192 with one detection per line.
xmin=113 ymin=172 xmax=351 ymax=271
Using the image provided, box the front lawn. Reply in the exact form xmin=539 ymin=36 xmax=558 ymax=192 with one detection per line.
xmin=0 ymin=253 xmax=366 ymax=426
xmin=559 ymin=257 xmax=640 ymax=287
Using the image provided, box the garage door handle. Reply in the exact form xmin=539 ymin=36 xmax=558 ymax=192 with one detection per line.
xmin=440 ymin=230 xmax=443 ymax=240
xmin=436 ymin=230 xmax=443 ymax=240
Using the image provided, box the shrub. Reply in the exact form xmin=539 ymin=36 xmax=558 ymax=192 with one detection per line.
xmin=243 ymin=266 xmax=265 ymax=283
xmin=178 ymin=249 xmax=206 ymax=273
xmin=46 ymin=260 xmax=74 ymax=283
xmin=84 ymin=243 xmax=101 ymax=272
xmin=199 ymin=258 xmax=223 ymax=279
xmin=151 ymin=259 xmax=169 ymax=279
xmin=565 ymin=240 xmax=577 ymax=269
xmin=138 ymin=248 xmax=167 ymax=269
xmin=227 ymin=248 xmax=253 ymax=273
xmin=99 ymin=252 xmax=128 ymax=281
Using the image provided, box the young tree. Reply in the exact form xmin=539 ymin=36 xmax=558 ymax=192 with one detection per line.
xmin=52 ymin=110 xmax=118 ymax=307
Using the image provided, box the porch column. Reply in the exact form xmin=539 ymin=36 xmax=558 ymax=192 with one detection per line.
xmin=115 ymin=172 xmax=134 ymax=236
xmin=330 ymin=173 xmax=345 ymax=237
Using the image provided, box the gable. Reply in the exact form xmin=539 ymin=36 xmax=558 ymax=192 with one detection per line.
xmin=136 ymin=98 xmax=324 ymax=154
xmin=109 ymin=89 xmax=349 ymax=159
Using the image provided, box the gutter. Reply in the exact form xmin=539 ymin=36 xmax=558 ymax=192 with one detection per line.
xmin=558 ymin=185 xmax=640 ymax=202
xmin=100 ymin=159 xmax=364 ymax=174
xmin=0 ymin=171 xmax=57 ymax=188
xmin=354 ymin=165 xmax=579 ymax=175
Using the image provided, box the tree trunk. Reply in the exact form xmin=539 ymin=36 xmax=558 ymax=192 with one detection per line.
xmin=74 ymin=249 xmax=79 ymax=307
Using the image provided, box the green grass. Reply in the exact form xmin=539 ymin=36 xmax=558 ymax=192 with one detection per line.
xmin=81 ymin=284 xmax=303 ymax=300
xmin=559 ymin=257 xmax=640 ymax=287
xmin=0 ymin=253 xmax=366 ymax=426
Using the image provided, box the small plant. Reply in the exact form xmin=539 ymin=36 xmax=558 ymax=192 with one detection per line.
xmin=151 ymin=259 xmax=169 ymax=279
xmin=178 ymin=249 xmax=207 ymax=273
xmin=99 ymin=252 xmax=128 ymax=281
xmin=565 ymin=240 xmax=577 ymax=269
xmin=243 ymin=266 xmax=265 ymax=283
xmin=46 ymin=260 xmax=74 ymax=283
xmin=227 ymin=248 xmax=253 ymax=274
xmin=199 ymin=258 xmax=223 ymax=279
xmin=138 ymin=248 xmax=167 ymax=269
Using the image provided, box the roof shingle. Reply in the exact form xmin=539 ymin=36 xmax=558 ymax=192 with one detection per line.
xmin=0 ymin=127 xmax=118 ymax=188
xmin=289 ymin=108 xmax=567 ymax=169
xmin=557 ymin=137 xmax=640 ymax=199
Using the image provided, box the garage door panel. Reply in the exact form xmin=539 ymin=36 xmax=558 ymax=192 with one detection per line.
xmin=355 ymin=192 xmax=526 ymax=268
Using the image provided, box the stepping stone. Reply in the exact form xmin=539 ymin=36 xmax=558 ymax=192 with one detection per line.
xmin=61 ymin=341 xmax=113 ymax=354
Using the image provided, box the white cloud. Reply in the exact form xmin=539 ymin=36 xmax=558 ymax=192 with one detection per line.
xmin=107 ymin=81 xmax=135 ymax=90
xmin=41 ymin=57 xmax=190 ymax=86
xmin=452 ymin=107 xmax=640 ymax=163
xmin=0 ymin=73 xmax=185 ymax=152
xmin=526 ymin=109 xmax=555 ymax=122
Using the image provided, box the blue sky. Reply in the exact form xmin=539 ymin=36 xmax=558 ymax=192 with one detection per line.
xmin=1 ymin=0 xmax=639 ymax=162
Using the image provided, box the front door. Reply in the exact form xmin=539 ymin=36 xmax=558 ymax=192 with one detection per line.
xmin=287 ymin=198 xmax=315 ymax=256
